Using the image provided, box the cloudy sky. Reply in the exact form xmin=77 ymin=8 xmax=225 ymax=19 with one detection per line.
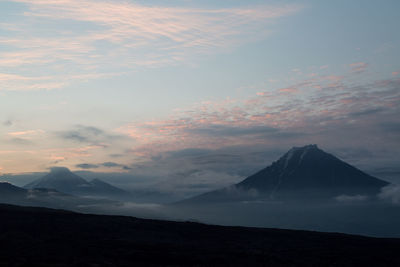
xmin=1 ymin=0 xmax=399 ymax=194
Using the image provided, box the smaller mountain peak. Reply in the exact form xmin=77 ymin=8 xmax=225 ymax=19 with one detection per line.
xmin=49 ymin=167 xmax=72 ymax=175
xmin=0 ymin=182 xmax=26 ymax=193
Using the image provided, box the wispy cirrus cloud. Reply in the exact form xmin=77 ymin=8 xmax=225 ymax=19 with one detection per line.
xmin=12 ymin=0 xmax=298 ymax=49
xmin=1 ymin=0 xmax=301 ymax=91
xmin=0 ymin=71 xmax=121 ymax=91
xmin=0 ymin=73 xmax=66 ymax=91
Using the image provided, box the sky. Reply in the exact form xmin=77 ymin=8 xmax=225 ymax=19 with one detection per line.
xmin=1 ymin=0 xmax=399 ymax=195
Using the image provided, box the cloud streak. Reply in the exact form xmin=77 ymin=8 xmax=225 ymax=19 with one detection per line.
xmin=379 ymin=185 xmax=400 ymax=205
xmin=349 ymin=62 xmax=368 ymax=73
xmin=75 ymin=161 xmax=131 ymax=171
xmin=56 ymin=125 xmax=127 ymax=147
xmin=2 ymin=0 xmax=301 ymax=91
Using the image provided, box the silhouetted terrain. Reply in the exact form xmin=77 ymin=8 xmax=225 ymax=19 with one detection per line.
xmin=1 ymin=204 xmax=400 ymax=267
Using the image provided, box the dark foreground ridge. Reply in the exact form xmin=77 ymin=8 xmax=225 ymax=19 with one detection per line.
xmin=1 ymin=204 xmax=400 ymax=267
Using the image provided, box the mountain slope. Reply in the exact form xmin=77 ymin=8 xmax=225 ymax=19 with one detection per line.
xmin=89 ymin=178 xmax=126 ymax=194
xmin=1 ymin=182 xmax=78 ymax=207
xmin=1 ymin=181 xmax=118 ymax=210
xmin=0 ymin=182 xmax=28 ymax=204
xmin=24 ymin=167 xmax=131 ymax=200
xmin=182 ymin=145 xmax=389 ymax=203
xmin=1 ymin=203 xmax=400 ymax=266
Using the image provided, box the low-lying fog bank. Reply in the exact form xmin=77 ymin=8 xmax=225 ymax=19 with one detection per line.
xmin=71 ymin=198 xmax=400 ymax=238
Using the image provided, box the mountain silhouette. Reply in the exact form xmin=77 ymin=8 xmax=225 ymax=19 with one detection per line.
xmin=25 ymin=167 xmax=91 ymax=192
xmin=181 ymin=145 xmax=390 ymax=203
xmin=1 ymin=180 xmax=118 ymax=210
xmin=0 ymin=181 xmax=78 ymax=206
xmin=24 ymin=167 xmax=131 ymax=200
xmin=0 ymin=182 xmax=27 ymax=202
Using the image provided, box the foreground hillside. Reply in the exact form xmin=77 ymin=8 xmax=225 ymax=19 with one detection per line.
xmin=1 ymin=204 xmax=400 ymax=266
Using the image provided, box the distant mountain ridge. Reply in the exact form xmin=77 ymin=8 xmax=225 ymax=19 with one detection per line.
xmin=0 ymin=182 xmax=26 ymax=200
xmin=24 ymin=167 xmax=131 ymax=200
xmin=181 ymin=145 xmax=390 ymax=203
xmin=0 ymin=181 xmax=83 ymax=207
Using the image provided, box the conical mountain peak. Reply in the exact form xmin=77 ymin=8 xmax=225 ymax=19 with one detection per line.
xmin=275 ymin=144 xmax=326 ymax=171
xmin=24 ymin=167 xmax=91 ymax=192
xmin=238 ymin=145 xmax=389 ymax=197
xmin=183 ymin=145 xmax=390 ymax=203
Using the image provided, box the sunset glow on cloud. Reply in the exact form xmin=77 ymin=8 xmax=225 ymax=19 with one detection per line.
xmin=0 ymin=0 xmax=399 ymax=192
xmin=0 ymin=0 xmax=300 ymax=91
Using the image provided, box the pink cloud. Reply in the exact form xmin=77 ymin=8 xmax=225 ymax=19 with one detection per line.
xmin=2 ymin=0 xmax=301 ymax=90
xmin=12 ymin=1 xmax=300 ymax=55
xmin=349 ymin=62 xmax=368 ymax=73
xmin=115 ymin=69 xmax=400 ymax=161
xmin=8 ymin=130 xmax=45 ymax=137
xmin=0 ymin=73 xmax=66 ymax=91
xmin=279 ymin=87 xmax=299 ymax=94
xmin=322 ymin=75 xmax=344 ymax=82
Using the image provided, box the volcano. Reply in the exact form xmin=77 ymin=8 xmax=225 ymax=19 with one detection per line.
xmin=24 ymin=167 xmax=131 ymax=200
xmin=182 ymin=145 xmax=390 ymax=203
